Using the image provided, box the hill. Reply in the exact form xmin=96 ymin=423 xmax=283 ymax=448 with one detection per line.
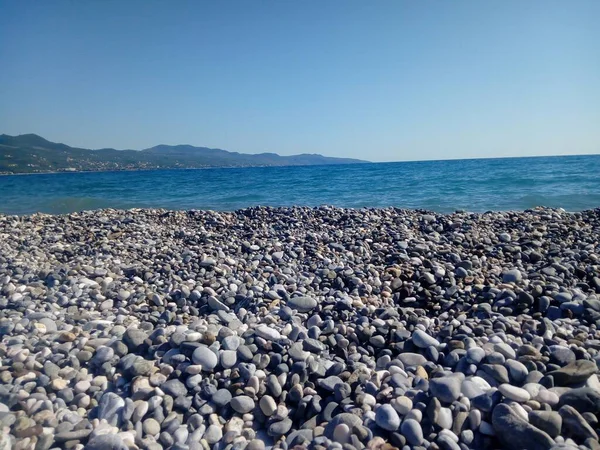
xmin=0 ymin=134 xmax=367 ymax=174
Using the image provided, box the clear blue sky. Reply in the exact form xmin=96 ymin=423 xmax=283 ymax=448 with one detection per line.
xmin=1 ymin=1 xmax=598 ymax=161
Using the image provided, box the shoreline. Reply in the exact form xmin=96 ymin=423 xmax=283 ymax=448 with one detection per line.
xmin=0 ymin=204 xmax=595 ymax=219
xmin=1 ymin=206 xmax=600 ymax=449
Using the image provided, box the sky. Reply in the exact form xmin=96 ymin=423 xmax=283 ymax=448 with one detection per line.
xmin=1 ymin=1 xmax=598 ymax=162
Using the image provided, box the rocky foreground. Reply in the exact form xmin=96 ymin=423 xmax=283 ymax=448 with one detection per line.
xmin=1 ymin=206 xmax=600 ymax=450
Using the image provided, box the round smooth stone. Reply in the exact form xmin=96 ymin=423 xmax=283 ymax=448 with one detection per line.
xmin=192 ymin=346 xmax=218 ymax=371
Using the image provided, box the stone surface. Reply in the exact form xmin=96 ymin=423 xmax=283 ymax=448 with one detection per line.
xmin=375 ymin=404 xmax=401 ymax=431
xmin=430 ymin=375 xmax=463 ymax=403
xmin=1 ymin=206 xmax=600 ymax=450
xmin=192 ymin=346 xmax=218 ymax=371
xmin=492 ymin=404 xmax=554 ymax=450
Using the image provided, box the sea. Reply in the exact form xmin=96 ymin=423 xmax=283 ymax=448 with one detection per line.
xmin=1 ymin=155 xmax=599 ymax=216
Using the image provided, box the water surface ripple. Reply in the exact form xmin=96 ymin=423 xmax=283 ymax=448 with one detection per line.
xmin=1 ymin=155 xmax=599 ymax=215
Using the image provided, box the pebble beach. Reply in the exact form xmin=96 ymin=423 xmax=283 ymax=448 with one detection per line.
xmin=1 ymin=206 xmax=600 ymax=450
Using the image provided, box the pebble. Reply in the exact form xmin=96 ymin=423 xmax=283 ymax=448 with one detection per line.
xmin=191 ymin=346 xmax=218 ymax=371
xmin=498 ymin=384 xmax=531 ymax=402
xmin=401 ymin=418 xmax=424 ymax=446
xmin=231 ymin=396 xmax=255 ymax=414
xmin=430 ymin=375 xmax=463 ymax=403
xmin=374 ymin=404 xmax=401 ymax=431
xmin=1 ymin=206 xmax=599 ymax=450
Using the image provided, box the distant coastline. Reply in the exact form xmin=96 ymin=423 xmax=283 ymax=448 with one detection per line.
xmin=0 ymin=163 xmax=370 ymax=177
xmin=0 ymin=133 xmax=367 ymax=175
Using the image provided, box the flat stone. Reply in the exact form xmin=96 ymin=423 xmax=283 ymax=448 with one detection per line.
xmin=558 ymin=388 xmax=600 ymax=413
xmin=212 ymin=389 xmax=232 ymax=407
xmin=498 ymin=384 xmax=531 ymax=402
xmin=161 ymin=379 xmax=187 ymax=398
xmin=529 ymin=410 xmax=562 ymax=438
xmin=412 ymin=329 xmax=440 ymax=348
xmin=86 ymin=434 xmax=128 ymax=450
xmin=398 ymin=353 xmax=428 ymax=367
xmin=97 ymin=392 xmax=125 ymax=427
xmin=492 ymin=403 xmax=554 ymax=450
xmin=254 ymin=325 xmax=281 ymax=340
xmin=559 ymin=405 xmax=599 ymax=441
xmin=231 ymin=395 xmax=255 ymax=413
xmin=268 ymin=418 xmax=293 ymax=436
xmin=548 ymin=360 xmax=597 ymax=386
xmin=318 ymin=376 xmax=344 ymax=392
xmin=494 ymin=343 xmax=516 ymax=360
xmin=287 ymin=296 xmax=318 ymax=312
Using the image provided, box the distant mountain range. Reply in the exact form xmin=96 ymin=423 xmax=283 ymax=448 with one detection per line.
xmin=0 ymin=134 xmax=367 ymax=174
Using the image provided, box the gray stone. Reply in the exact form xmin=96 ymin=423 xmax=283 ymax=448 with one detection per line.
xmin=400 ymin=419 xmax=423 ymax=446
xmin=231 ymin=395 xmax=255 ymax=413
xmin=375 ymin=404 xmax=400 ymax=431
xmin=161 ymin=379 xmax=187 ymax=398
xmin=268 ymin=418 xmax=293 ymax=436
xmin=204 ymin=425 xmax=223 ymax=444
xmin=86 ymin=434 xmax=128 ymax=450
xmin=287 ymin=296 xmax=317 ymax=312
xmin=259 ymin=395 xmax=277 ymax=416
xmin=143 ymin=418 xmax=161 ymax=436
xmin=39 ymin=318 xmax=57 ymax=333
xmin=123 ymin=328 xmax=147 ymax=352
xmin=412 ymin=329 xmax=440 ymax=348
xmin=254 ymin=325 xmax=281 ymax=340
xmin=529 ymin=410 xmax=562 ymax=438
xmin=430 ymin=375 xmax=463 ymax=403
xmin=318 ymin=376 xmax=343 ymax=392
xmin=558 ymin=388 xmax=600 ymax=413
xmin=498 ymin=384 xmax=530 ymax=402
xmin=324 ymin=413 xmax=363 ymax=439
xmin=549 ymin=346 xmax=576 ymax=366
xmin=398 ymin=353 xmax=428 ymax=367
xmin=503 ymin=269 xmax=522 ymax=283
xmin=466 ymin=347 xmax=486 ymax=364
xmin=505 ymin=359 xmax=528 ymax=384
xmin=492 ymin=403 xmax=554 ymax=450
xmin=130 ymin=358 xmax=154 ymax=377
xmin=493 ymin=342 xmax=516 ymax=360
xmin=212 ymin=389 xmax=232 ymax=407
xmin=97 ymin=392 xmax=125 ymax=427
xmin=559 ymin=405 xmax=599 ymax=441
xmin=220 ymin=350 xmax=237 ymax=368
xmin=549 ymin=360 xmax=597 ymax=386
xmin=192 ymin=346 xmax=218 ymax=371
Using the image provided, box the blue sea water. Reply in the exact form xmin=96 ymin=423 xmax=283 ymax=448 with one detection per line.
xmin=0 ymin=155 xmax=599 ymax=215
